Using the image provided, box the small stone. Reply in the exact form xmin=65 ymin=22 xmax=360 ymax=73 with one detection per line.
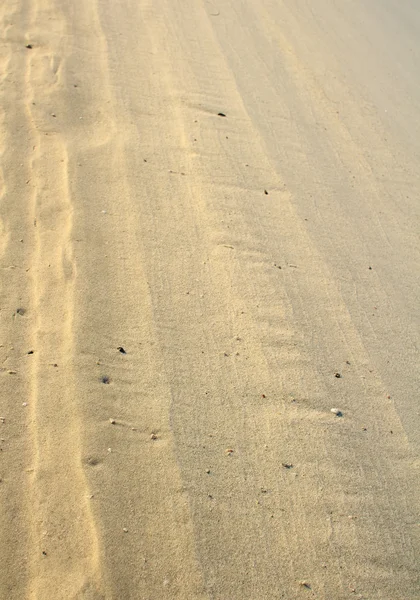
xmin=217 ymin=112 xmax=226 ymax=117
xmin=0 ymin=417 xmax=5 ymax=423
xmin=109 ymin=419 xmax=116 ymax=424
xmin=22 ymin=402 xmax=27 ymax=407
xmin=8 ymin=370 xmax=17 ymax=375
xmin=299 ymin=581 xmax=311 ymax=589
xmin=107 ymin=448 xmax=112 ymax=452
xmin=206 ymin=469 xmax=211 ymax=474
xmin=334 ymin=372 xmax=342 ymax=378
xmin=16 ymin=308 xmax=25 ymax=316
xmin=51 ymin=113 xmax=56 ymax=118
xmin=225 ymin=448 xmax=234 ymax=454
xmin=331 ymin=408 xmax=343 ymax=416
xmin=150 ymin=433 xmax=158 ymax=440
xmin=123 ymin=527 xmax=128 ymax=533
xmin=117 ymin=346 xmax=126 ymax=354
xmin=282 ymin=463 xmax=293 ymax=469
xmin=25 ymin=44 xmax=33 ymax=49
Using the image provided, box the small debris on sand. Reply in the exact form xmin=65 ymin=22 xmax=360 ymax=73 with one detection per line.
xmin=217 ymin=112 xmax=226 ymax=117
xmin=299 ymin=581 xmax=311 ymax=589
xmin=117 ymin=346 xmax=126 ymax=354
xmin=334 ymin=372 xmax=342 ymax=378
xmin=150 ymin=433 xmax=158 ymax=440
xmin=282 ymin=463 xmax=293 ymax=469
xmin=331 ymin=408 xmax=343 ymax=416
xmin=109 ymin=418 xmax=116 ymax=424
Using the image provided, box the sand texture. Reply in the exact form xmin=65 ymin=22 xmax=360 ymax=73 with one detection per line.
xmin=0 ymin=0 xmax=419 ymax=598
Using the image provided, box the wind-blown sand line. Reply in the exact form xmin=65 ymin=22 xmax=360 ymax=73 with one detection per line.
xmin=0 ymin=2 xmax=40 ymax=596
xmin=22 ymin=1 xmax=105 ymax=597
xmin=25 ymin=143 xmax=104 ymax=599
xmin=11 ymin=0 xmax=209 ymax=596
xmin=53 ymin=0 xmax=209 ymax=594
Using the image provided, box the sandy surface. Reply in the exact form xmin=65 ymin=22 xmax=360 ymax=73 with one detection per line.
xmin=1 ymin=0 xmax=419 ymax=598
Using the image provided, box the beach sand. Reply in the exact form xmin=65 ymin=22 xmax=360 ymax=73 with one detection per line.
xmin=0 ymin=0 xmax=419 ymax=598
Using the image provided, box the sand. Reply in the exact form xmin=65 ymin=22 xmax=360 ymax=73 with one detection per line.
xmin=0 ymin=0 xmax=419 ymax=598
